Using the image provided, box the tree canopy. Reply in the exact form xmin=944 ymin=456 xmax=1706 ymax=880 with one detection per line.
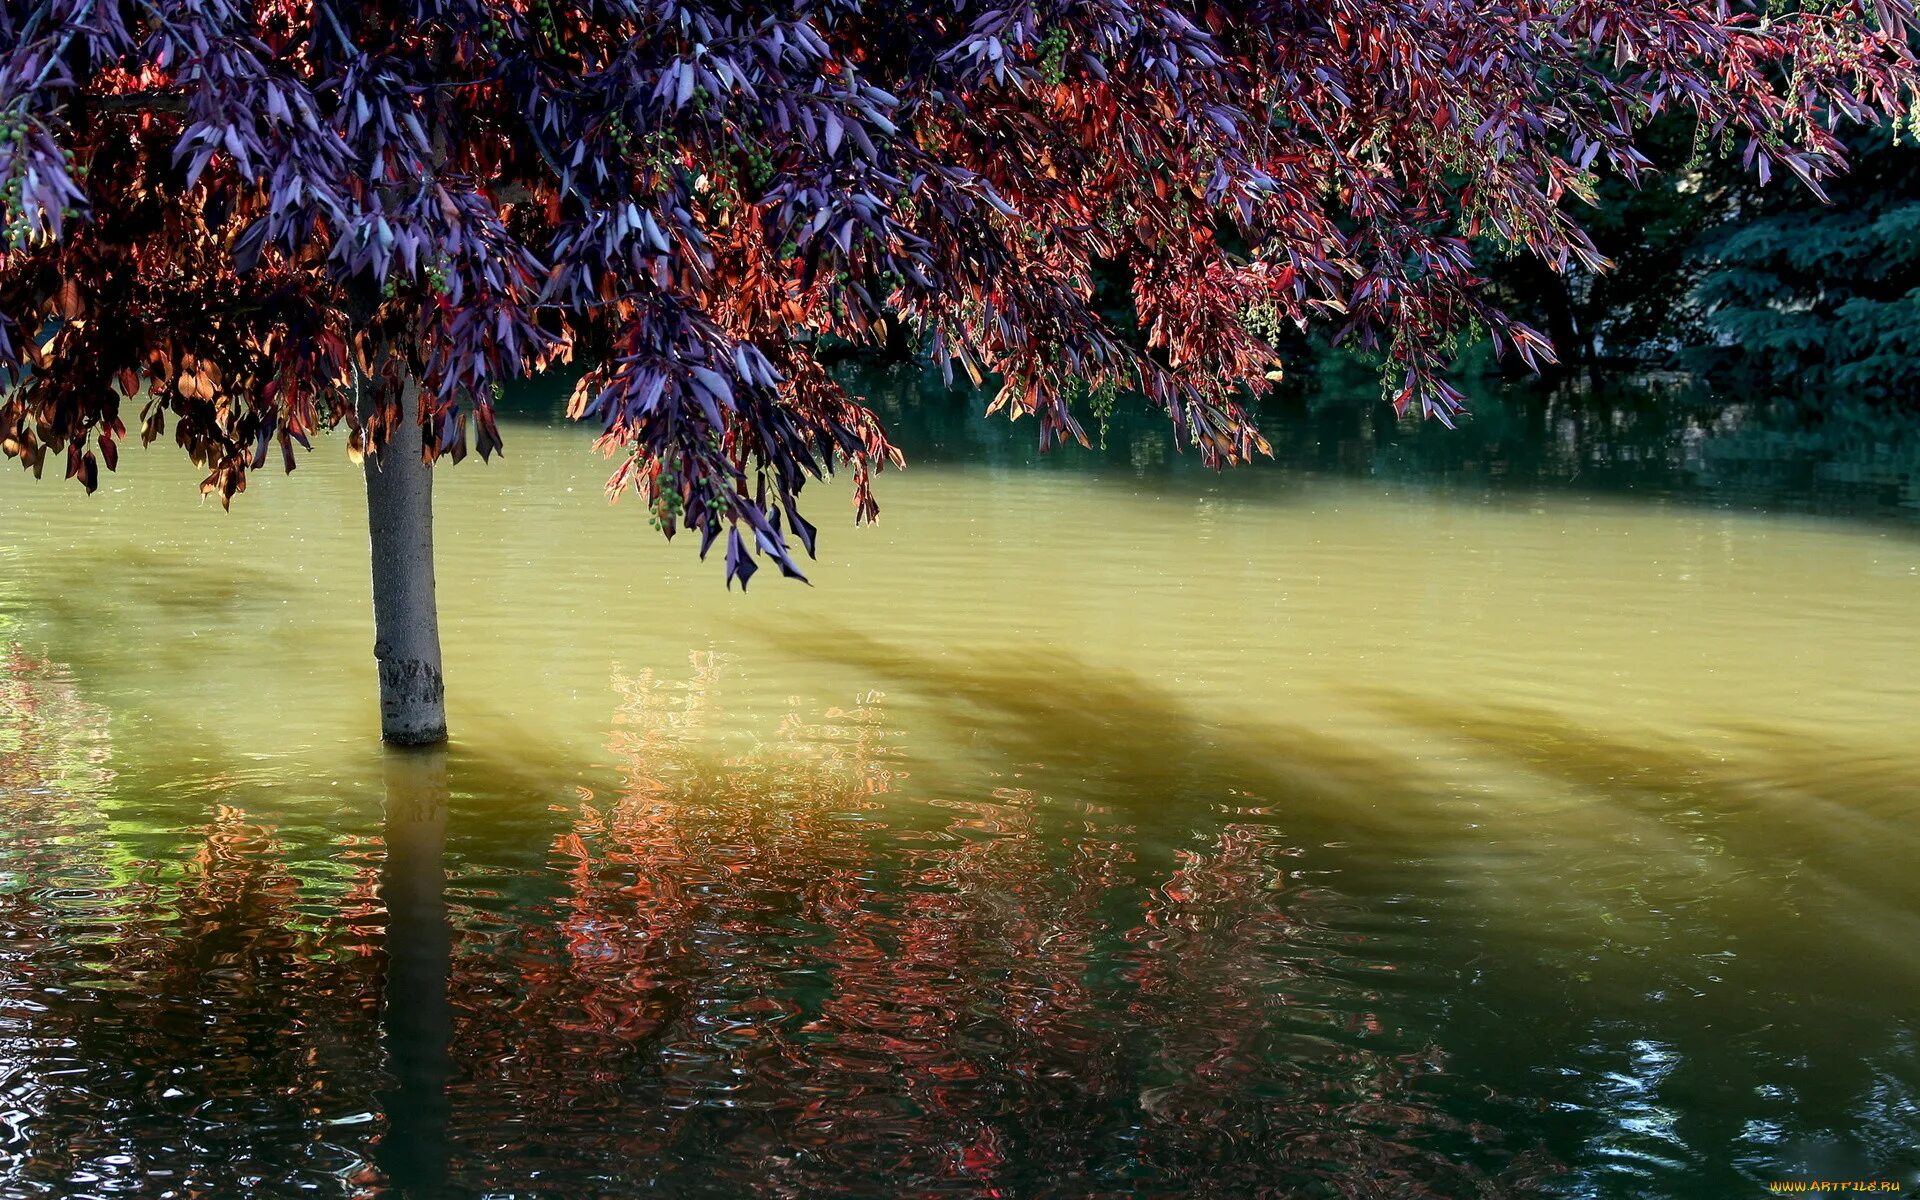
xmin=2 ymin=0 xmax=1915 ymax=585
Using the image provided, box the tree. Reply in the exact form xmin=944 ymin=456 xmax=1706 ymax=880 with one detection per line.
xmin=1474 ymin=110 xmax=1920 ymax=387
xmin=1479 ymin=116 xmax=1732 ymax=375
xmin=1690 ymin=121 xmax=1920 ymax=402
xmin=2 ymin=1 xmax=1913 ymax=744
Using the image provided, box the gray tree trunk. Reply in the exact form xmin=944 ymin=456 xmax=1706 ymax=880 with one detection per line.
xmin=362 ymin=371 xmax=449 ymax=745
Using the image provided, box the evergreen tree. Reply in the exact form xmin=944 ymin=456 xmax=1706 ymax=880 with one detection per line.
xmin=1691 ymin=124 xmax=1920 ymax=403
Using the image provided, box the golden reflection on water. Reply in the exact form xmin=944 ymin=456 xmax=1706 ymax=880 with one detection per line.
xmin=2 ymin=401 xmax=1919 ymax=1196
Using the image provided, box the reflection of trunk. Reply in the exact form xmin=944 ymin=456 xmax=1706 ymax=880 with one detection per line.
xmin=378 ymin=746 xmax=453 ymax=1196
xmin=361 ymin=372 xmax=448 ymax=746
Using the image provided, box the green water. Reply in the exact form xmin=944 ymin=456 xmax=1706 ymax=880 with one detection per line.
xmin=2 ymin=375 xmax=1918 ymax=1197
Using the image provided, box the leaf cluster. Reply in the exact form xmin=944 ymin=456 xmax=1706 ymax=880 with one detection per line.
xmin=0 ymin=0 xmax=1914 ymax=581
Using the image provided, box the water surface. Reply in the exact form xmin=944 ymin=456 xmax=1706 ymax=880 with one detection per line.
xmin=2 ymin=377 xmax=1918 ymax=1197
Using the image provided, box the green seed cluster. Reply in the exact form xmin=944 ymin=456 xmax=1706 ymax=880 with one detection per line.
xmin=607 ymin=112 xmax=635 ymax=153
xmin=635 ymin=129 xmax=679 ymax=195
xmin=741 ymin=141 xmax=775 ymax=193
xmin=1062 ymin=372 xmax=1121 ymax=445
xmin=0 ymin=111 xmax=79 ymax=250
xmin=1037 ymin=28 xmax=1073 ymax=87
xmin=530 ymin=0 xmax=563 ymax=45
xmin=380 ymin=257 xmax=452 ymax=301
xmin=1239 ymin=299 xmax=1288 ymax=345
xmin=648 ymin=456 xmax=688 ymax=529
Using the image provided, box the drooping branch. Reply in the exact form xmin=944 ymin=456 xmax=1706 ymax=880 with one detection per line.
xmin=1 ymin=0 xmax=1915 ymax=587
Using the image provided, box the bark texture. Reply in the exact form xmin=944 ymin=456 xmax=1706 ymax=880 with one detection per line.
xmin=362 ymin=372 xmax=449 ymax=745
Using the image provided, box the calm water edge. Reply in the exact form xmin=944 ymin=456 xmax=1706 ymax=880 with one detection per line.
xmin=3 ymin=372 xmax=1918 ymax=1198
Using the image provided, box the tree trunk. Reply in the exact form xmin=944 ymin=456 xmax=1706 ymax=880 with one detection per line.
xmin=377 ymin=746 xmax=453 ymax=1196
xmin=362 ymin=372 xmax=449 ymax=745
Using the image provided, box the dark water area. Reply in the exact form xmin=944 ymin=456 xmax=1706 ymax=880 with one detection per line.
xmin=866 ymin=366 xmax=1920 ymax=522
xmin=3 ymin=372 xmax=1918 ymax=1197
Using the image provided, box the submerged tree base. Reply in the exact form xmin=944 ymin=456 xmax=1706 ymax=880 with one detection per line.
xmin=373 ymin=654 xmax=448 ymax=746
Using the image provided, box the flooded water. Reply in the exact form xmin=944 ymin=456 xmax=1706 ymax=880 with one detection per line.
xmin=2 ymin=374 xmax=1918 ymax=1198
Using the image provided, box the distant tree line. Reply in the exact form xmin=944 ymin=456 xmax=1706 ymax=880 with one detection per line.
xmin=1479 ymin=117 xmax=1920 ymax=406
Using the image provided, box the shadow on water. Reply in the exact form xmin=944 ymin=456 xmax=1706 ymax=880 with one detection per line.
xmin=3 ymin=628 xmax=1918 ymax=1196
xmin=751 ymin=622 xmax=1442 ymax=831
xmin=756 ymin=627 xmax=1920 ymax=1194
xmin=0 ymin=640 xmax=1565 ymax=1198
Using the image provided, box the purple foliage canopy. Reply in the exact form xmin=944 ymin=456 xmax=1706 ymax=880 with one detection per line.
xmin=1 ymin=0 xmax=1914 ymax=585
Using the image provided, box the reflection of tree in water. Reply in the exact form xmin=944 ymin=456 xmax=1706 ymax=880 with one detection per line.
xmin=0 ymin=644 xmax=1558 ymax=1196
xmin=0 ymin=646 xmax=387 ymax=1196
xmin=1293 ymin=381 xmax=1920 ymax=520
xmin=0 ymin=644 xmax=111 ymax=797
xmin=860 ymin=357 xmax=1920 ymax=522
xmin=756 ymin=632 xmax=1920 ymax=1197
xmin=33 ymin=635 xmax=1911 ymax=1196
xmin=440 ymin=651 xmax=1546 ymax=1198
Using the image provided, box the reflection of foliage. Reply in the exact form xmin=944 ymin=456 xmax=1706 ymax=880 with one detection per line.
xmin=1687 ymin=394 xmax=1920 ymax=512
xmin=440 ymin=652 xmax=1533 ymax=1198
xmin=0 ymin=643 xmax=111 ymax=799
xmin=768 ymin=633 xmax=1920 ymax=1197
xmin=5 ymin=641 xmax=1916 ymax=1195
xmin=0 ymin=658 xmax=386 ymax=1195
xmin=860 ymin=361 xmax=1920 ymax=522
xmin=1272 ymin=377 xmax=1920 ymax=519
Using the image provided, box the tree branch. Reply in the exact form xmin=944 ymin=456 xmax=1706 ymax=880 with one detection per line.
xmin=67 ymin=89 xmax=190 ymax=117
